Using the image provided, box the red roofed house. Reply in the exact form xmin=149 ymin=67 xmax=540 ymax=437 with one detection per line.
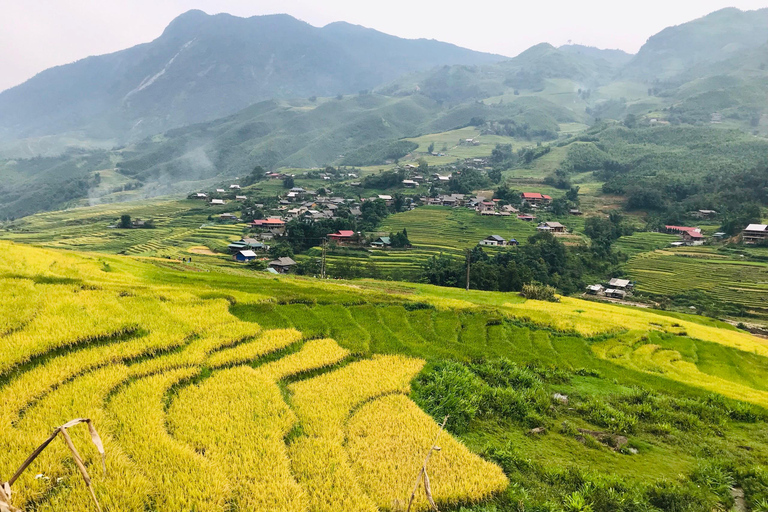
xmin=665 ymin=225 xmax=700 ymax=235
xmin=251 ymin=218 xmax=286 ymax=228
xmin=521 ymin=192 xmax=552 ymax=205
xmin=682 ymin=230 xmax=705 ymax=246
xmin=329 ymin=230 xmax=356 ymax=245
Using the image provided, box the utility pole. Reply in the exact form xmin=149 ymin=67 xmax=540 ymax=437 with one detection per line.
xmin=465 ymin=248 xmax=471 ymax=291
xmin=321 ymin=238 xmax=327 ymax=279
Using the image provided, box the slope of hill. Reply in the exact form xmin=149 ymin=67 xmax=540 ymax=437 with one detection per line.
xmin=624 ymin=7 xmax=768 ymax=80
xmin=4 ymin=240 xmax=768 ymax=511
xmin=379 ymin=43 xmax=627 ymax=104
xmin=0 ymin=10 xmax=504 ymax=145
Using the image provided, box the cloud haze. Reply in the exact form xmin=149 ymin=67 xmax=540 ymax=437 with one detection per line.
xmin=1 ymin=0 xmax=767 ymax=92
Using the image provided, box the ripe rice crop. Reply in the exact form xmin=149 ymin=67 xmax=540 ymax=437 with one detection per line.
xmin=107 ymin=368 xmax=230 ymax=511
xmin=257 ymin=337 xmax=350 ymax=381
xmin=347 ymin=394 xmax=509 ymax=511
xmin=206 ymin=328 xmax=303 ymax=368
xmin=168 ymin=367 xmax=306 ymax=512
xmin=288 ymin=355 xmax=426 ymax=437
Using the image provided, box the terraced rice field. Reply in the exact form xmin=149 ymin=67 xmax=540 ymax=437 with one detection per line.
xmin=1 ymin=199 xmax=247 ymax=260
xmin=627 ymin=250 xmax=768 ymax=310
xmin=614 ymin=232 xmax=679 ymax=257
xmin=0 ymin=242 xmax=508 ymax=511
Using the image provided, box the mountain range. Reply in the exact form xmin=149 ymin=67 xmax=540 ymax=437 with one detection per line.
xmin=1 ymin=7 xmax=768 ymax=219
xmin=0 ymin=10 xmax=503 ymax=145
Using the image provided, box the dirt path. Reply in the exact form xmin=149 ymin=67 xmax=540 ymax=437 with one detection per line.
xmin=580 ymin=294 xmax=652 ymax=308
xmin=188 ymin=246 xmax=217 ymax=256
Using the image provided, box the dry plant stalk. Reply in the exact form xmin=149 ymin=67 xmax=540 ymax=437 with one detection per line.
xmin=406 ymin=415 xmax=448 ymax=512
xmin=1 ymin=418 xmax=106 ymax=512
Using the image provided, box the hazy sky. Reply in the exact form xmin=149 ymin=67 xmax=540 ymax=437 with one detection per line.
xmin=2 ymin=0 xmax=767 ymax=92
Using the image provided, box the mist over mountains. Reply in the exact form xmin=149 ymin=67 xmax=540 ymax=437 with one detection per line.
xmin=1 ymin=7 xmax=768 ymax=219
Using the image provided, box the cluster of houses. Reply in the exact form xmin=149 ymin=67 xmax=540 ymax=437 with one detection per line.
xmin=664 ymin=222 xmax=768 ymax=246
xmin=477 ymin=222 xmax=567 ymax=247
xmin=586 ymin=278 xmax=634 ymax=300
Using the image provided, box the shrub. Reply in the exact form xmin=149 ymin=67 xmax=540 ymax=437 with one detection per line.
xmin=521 ymin=283 xmax=559 ymax=302
xmin=412 ymin=361 xmax=486 ymax=434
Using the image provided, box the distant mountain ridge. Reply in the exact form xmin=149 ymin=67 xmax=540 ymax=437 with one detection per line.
xmin=0 ymin=10 xmax=504 ymax=143
xmin=623 ymin=7 xmax=768 ymax=80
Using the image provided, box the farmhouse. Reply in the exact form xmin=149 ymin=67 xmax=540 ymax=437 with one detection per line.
xmin=192 ymin=192 xmax=207 ymax=199
xmin=235 ymin=195 xmax=247 ymax=201
xmin=371 ymin=236 xmax=391 ymax=248
xmin=402 ymin=180 xmax=418 ymax=188
xmin=268 ymin=257 xmax=297 ymax=273
xmin=251 ymin=218 xmax=285 ymax=229
xmin=479 ymin=235 xmax=506 ymax=247
xmin=586 ymin=284 xmax=604 ymax=295
xmin=229 ymin=184 xmax=241 ymax=190
xmin=665 ymin=225 xmax=700 ymax=235
xmin=682 ymin=230 xmax=705 ymax=246
xmin=476 ymin=202 xmax=496 ymax=214
xmin=694 ymin=210 xmax=718 ymax=219
xmin=210 ymin=199 xmax=225 ymax=205
xmin=743 ymin=224 xmax=768 ymax=244
xmin=537 ymin=222 xmax=566 ymax=233
xmin=605 ymin=289 xmax=627 ymax=300
xmin=233 ymin=250 xmax=257 ymax=262
xmin=517 ymin=214 xmax=536 ymax=222
xmin=329 ymin=230 xmax=356 ymax=245
xmin=216 ymin=188 xmax=225 ymax=193
xmin=521 ymin=192 xmax=552 ymax=205
xmin=377 ymin=195 xmax=393 ymax=206
xmin=219 ymin=213 xmax=239 ymax=222
xmin=608 ymin=278 xmax=633 ymax=291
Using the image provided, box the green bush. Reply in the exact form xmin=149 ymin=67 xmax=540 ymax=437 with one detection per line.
xmin=412 ymin=361 xmax=486 ymax=434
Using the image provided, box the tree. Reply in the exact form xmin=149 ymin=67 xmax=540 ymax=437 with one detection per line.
xmin=427 ymin=142 xmax=435 ymax=154
xmin=565 ymin=186 xmax=580 ymax=204
xmin=269 ymin=242 xmax=294 ymax=259
xmin=119 ymin=214 xmax=132 ymax=229
xmin=390 ymin=229 xmax=410 ymax=248
xmin=282 ymin=176 xmax=295 ymax=189
xmin=624 ymin=113 xmax=638 ymax=129
xmin=242 ymin=166 xmax=266 ymax=186
xmin=488 ymin=168 xmax=502 ymax=184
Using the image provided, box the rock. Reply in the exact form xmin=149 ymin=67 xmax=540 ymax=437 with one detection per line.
xmin=553 ymin=393 xmax=569 ymax=405
xmin=577 ymin=428 xmax=628 ymax=451
xmin=527 ymin=427 xmax=547 ymax=436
